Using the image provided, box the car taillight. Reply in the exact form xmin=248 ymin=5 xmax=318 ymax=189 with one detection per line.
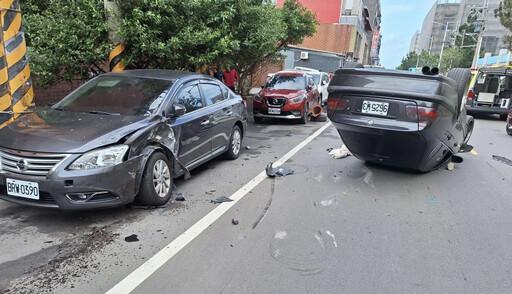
xmin=327 ymin=97 xmax=348 ymax=115
xmin=405 ymin=105 xmax=438 ymax=129
xmin=467 ymin=90 xmax=474 ymax=100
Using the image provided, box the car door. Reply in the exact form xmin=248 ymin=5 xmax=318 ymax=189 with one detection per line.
xmin=199 ymin=81 xmax=234 ymax=157
xmin=172 ymin=81 xmax=213 ymax=168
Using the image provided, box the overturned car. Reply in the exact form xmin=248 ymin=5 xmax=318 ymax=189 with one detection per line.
xmin=327 ymin=67 xmax=474 ymax=172
xmin=0 ymin=70 xmax=247 ymax=210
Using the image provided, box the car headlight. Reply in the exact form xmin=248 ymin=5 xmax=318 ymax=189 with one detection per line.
xmin=254 ymin=94 xmax=262 ymax=102
xmin=68 ymin=145 xmax=129 ymax=170
xmin=290 ymin=94 xmax=306 ymax=103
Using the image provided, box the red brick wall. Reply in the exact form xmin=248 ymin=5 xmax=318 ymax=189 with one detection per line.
xmin=300 ymin=23 xmax=353 ymax=54
xmin=252 ymin=62 xmax=284 ymax=87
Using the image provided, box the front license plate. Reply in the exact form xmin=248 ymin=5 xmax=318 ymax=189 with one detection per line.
xmin=6 ymin=178 xmax=39 ymax=200
xmin=362 ymin=100 xmax=389 ymax=116
xmin=268 ymin=108 xmax=281 ymax=114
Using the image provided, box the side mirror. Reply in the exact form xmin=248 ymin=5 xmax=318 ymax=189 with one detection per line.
xmin=165 ymin=103 xmax=186 ymax=118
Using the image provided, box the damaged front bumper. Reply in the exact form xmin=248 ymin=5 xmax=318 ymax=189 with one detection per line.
xmin=0 ymin=154 xmax=143 ymax=210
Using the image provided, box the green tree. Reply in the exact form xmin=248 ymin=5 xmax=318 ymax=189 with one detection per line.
xmin=495 ymin=0 xmax=512 ymax=50
xmin=397 ymin=50 xmax=439 ymax=70
xmin=21 ymin=0 xmax=111 ymax=87
xmin=115 ymin=0 xmax=317 ymax=94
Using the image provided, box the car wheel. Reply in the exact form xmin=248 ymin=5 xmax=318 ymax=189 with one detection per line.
xmin=299 ymin=103 xmax=308 ymax=124
xmin=462 ymin=120 xmax=474 ymax=147
xmin=507 ymin=122 xmax=512 ymax=136
xmin=447 ymin=68 xmax=471 ymax=101
xmin=254 ymin=116 xmax=263 ymax=124
xmin=138 ymin=152 xmax=172 ymax=206
xmin=225 ymin=125 xmax=242 ymax=160
xmin=500 ymin=114 xmax=508 ymax=121
xmin=343 ymin=62 xmax=364 ymax=68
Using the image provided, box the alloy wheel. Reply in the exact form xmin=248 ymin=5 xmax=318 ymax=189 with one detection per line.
xmin=231 ymin=129 xmax=241 ymax=155
xmin=153 ymin=159 xmax=171 ymax=198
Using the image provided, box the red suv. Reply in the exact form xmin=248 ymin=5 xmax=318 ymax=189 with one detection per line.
xmin=253 ymin=71 xmax=319 ymax=124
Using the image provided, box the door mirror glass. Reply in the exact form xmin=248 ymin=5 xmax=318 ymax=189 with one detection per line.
xmin=165 ymin=103 xmax=186 ymax=117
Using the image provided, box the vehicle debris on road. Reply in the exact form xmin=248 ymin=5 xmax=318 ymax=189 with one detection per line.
xmin=211 ymin=196 xmax=234 ymax=204
xmin=265 ymin=162 xmax=294 ymax=177
xmin=328 ymin=145 xmax=352 ymax=159
xmin=232 ymin=219 xmax=239 ymax=225
xmin=492 ymin=155 xmax=512 ymax=167
xmin=124 ymin=234 xmax=139 ymax=242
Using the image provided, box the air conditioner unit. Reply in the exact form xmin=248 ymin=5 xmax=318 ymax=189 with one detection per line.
xmin=300 ymin=52 xmax=309 ymax=60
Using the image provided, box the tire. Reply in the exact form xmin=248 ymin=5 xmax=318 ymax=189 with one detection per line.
xmin=447 ymin=68 xmax=472 ymax=101
xmin=343 ymin=62 xmax=364 ymax=68
xmin=138 ymin=152 xmax=173 ymax=206
xmin=299 ymin=103 xmax=308 ymax=124
xmin=507 ymin=122 xmax=512 ymax=136
xmin=500 ymin=114 xmax=508 ymax=121
xmin=254 ymin=116 xmax=263 ymax=124
xmin=462 ymin=119 xmax=474 ymax=147
xmin=225 ymin=125 xmax=242 ymax=160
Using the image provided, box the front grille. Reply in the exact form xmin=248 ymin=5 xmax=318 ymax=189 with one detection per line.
xmin=0 ymin=148 xmax=69 ymax=177
xmin=0 ymin=184 xmax=57 ymax=204
xmin=266 ymin=98 xmax=287 ymax=107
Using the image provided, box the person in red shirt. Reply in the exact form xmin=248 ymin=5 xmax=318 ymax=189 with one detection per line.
xmin=223 ymin=66 xmax=239 ymax=92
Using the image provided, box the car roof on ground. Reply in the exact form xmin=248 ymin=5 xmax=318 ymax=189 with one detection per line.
xmin=104 ymin=69 xmax=199 ymax=81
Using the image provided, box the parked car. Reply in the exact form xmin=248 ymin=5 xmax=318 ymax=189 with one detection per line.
xmin=0 ymin=70 xmax=247 ymax=210
xmin=466 ymin=66 xmax=512 ymax=120
xmin=507 ymin=108 xmax=512 ymax=135
xmin=327 ymin=67 xmax=474 ymax=172
xmin=253 ymin=70 xmax=319 ymax=124
xmin=294 ymin=67 xmax=331 ymax=105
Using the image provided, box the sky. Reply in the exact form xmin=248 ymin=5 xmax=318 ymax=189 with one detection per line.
xmin=379 ymin=0 xmax=438 ymax=69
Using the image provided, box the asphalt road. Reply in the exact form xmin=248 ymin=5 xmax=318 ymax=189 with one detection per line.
xmin=1 ymin=114 xmax=511 ymax=294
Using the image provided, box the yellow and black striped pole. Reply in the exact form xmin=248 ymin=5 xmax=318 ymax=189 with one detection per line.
xmin=0 ymin=0 xmax=34 ymax=129
xmin=109 ymin=42 xmax=125 ymax=72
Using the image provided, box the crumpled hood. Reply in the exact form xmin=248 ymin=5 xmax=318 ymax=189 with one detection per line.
xmin=0 ymin=108 xmax=151 ymax=153
xmin=259 ymin=88 xmax=306 ymax=99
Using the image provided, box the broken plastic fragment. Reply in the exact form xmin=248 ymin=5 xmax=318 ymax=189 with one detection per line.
xmin=174 ymin=193 xmax=185 ymax=201
xmin=232 ymin=219 xmax=239 ymax=225
xmin=329 ymin=145 xmax=352 ymax=159
xmin=211 ymin=196 xmax=234 ymax=204
xmin=265 ymin=162 xmax=294 ymax=177
xmin=125 ymin=234 xmax=139 ymax=242
xmin=245 ymin=146 xmax=251 ymax=150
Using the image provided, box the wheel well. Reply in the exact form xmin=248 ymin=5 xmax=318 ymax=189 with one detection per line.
xmin=134 ymin=144 xmax=175 ymax=196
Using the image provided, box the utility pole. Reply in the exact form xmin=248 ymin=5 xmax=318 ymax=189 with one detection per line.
xmin=104 ymin=0 xmax=125 ymax=72
xmin=469 ymin=0 xmax=488 ymax=69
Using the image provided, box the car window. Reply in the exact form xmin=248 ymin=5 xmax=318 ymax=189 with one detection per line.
xmin=219 ymin=83 xmax=231 ymax=100
xmin=56 ymin=76 xmax=173 ymax=116
xmin=174 ymin=84 xmax=204 ymax=113
xmin=200 ymin=83 xmax=225 ymax=105
xmin=308 ymin=76 xmax=315 ymax=86
xmin=310 ymin=74 xmax=320 ymax=85
xmin=266 ymin=75 xmax=306 ymax=90
xmin=322 ymin=74 xmax=329 ymax=84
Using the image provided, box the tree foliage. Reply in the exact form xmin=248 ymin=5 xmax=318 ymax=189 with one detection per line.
xmin=21 ymin=0 xmax=111 ymax=87
xmin=495 ymin=0 xmax=512 ymax=50
xmin=115 ymin=0 xmax=317 ymax=94
xmin=397 ymin=50 xmax=439 ymax=70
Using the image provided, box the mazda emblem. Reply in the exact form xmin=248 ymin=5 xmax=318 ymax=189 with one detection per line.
xmin=16 ymin=159 xmax=28 ymax=171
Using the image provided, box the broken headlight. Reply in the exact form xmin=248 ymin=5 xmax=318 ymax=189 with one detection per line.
xmin=290 ymin=94 xmax=306 ymax=103
xmin=68 ymin=145 xmax=129 ymax=170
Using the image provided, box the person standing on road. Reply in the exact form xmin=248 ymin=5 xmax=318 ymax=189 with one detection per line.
xmin=223 ymin=66 xmax=239 ymax=92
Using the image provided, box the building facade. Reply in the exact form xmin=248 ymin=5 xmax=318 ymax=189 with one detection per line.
xmin=276 ymin=0 xmax=382 ymax=65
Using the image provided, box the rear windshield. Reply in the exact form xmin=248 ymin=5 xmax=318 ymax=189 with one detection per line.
xmin=333 ymin=74 xmax=440 ymax=94
xmin=56 ymin=76 xmax=173 ymax=116
xmin=266 ymin=75 xmax=306 ymax=90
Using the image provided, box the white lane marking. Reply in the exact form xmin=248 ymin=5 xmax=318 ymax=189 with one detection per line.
xmin=106 ymin=122 xmax=332 ymax=294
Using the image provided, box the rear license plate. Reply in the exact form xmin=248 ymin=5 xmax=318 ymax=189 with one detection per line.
xmin=362 ymin=100 xmax=389 ymax=116
xmin=268 ymin=108 xmax=281 ymax=114
xmin=6 ymin=178 xmax=39 ymax=200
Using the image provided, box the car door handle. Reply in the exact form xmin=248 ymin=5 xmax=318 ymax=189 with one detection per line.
xmin=200 ymin=119 xmax=210 ymax=126
xmin=225 ymin=111 xmax=232 ymax=116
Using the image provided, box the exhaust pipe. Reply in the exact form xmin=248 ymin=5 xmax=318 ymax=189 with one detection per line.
xmin=421 ymin=66 xmax=440 ymax=76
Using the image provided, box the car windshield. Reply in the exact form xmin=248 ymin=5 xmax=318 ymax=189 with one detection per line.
xmin=55 ymin=76 xmax=173 ymax=116
xmin=266 ymin=75 xmax=306 ymax=90
xmin=309 ymin=73 xmax=320 ymax=85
